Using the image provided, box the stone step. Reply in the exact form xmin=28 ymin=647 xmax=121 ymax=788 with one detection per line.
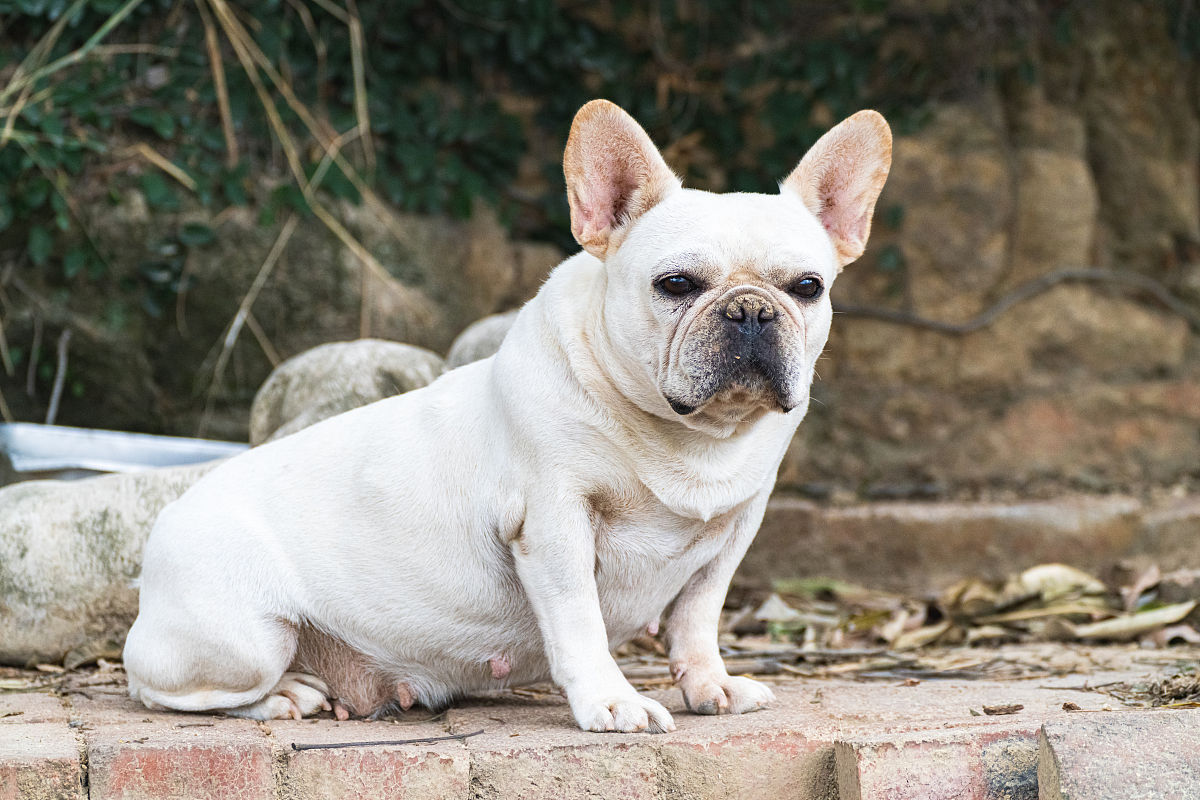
xmin=1038 ymin=710 xmax=1200 ymax=800
xmin=740 ymin=494 xmax=1198 ymax=595
xmin=0 ymin=651 xmax=1177 ymax=800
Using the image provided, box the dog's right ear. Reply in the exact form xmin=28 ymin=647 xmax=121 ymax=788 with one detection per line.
xmin=564 ymin=100 xmax=681 ymax=259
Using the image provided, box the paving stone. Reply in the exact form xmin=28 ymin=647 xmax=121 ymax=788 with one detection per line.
xmin=742 ymin=496 xmax=1142 ymax=594
xmin=448 ymin=696 xmax=665 ymax=799
xmin=656 ymin=723 xmax=837 ymax=800
xmin=1038 ymin=710 xmax=1200 ymax=800
xmin=85 ymin=718 xmax=275 ymax=800
xmin=0 ymin=690 xmax=69 ymax=725
xmin=275 ymin=716 xmax=469 ymax=800
xmin=0 ymin=647 xmax=1189 ymax=800
xmin=0 ymin=722 xmax=84 ymax=800
xmin=836 ymin=723 xmax=1039 ymax=800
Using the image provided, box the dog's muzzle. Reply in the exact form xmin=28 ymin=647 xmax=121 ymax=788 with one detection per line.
xmin=664 ymin=289 xmax=804 ymax=416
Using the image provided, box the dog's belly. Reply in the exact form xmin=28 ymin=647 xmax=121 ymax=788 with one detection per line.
xmin=273 ymin=489 xmax=734 ymax=716
xmin=284 ymin=501 xmax=731 ymax=715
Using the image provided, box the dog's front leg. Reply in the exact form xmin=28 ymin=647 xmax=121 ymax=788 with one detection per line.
xmin=666 ymin=488 xmax=776 ymax=715
xmin=512 ymin=498 xmax=675 ymax=733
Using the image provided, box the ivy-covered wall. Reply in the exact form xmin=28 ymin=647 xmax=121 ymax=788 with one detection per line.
xmin=2 ymin=1 xmax=1200 ymax=494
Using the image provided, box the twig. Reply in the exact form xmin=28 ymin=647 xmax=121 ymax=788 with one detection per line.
xmin=195 ymin=0 xmax=238 ymax=167
xmin=44 ymin=328 xmax=71 ymax=425
xmin=8 ymin=276 xmax=117 ymax=344
xmin=0 ymin=0 xmax=85 ymax=145
xmin=0 ymin=313 xmax=13 ymax=376
xmin=244 ymin=311 xmax=281 ymax=367
xmin=0 ymin=386 xmax=13 ymax=423
xmin=26 ymin=315 xmax=42 ymax=398
xmin=0 ymin=0 xmax=146 ymax=106
xmin=198 ymin=214 xmax=298 ymax=435
xmin=290 ymin=729 xmax=484 ymax=751
xmin=834 ymin=268 xmax=1200 ymax=334
xmin=345 ymin=0 xmax=374 ymax=174
xmin=126 ymin=143 xmax=198 ymax=191
xmin=204 ymin=0 xmax=431 ymax=327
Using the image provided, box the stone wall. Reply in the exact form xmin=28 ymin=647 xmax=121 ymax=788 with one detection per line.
xmin=1 ymin=1 xmax=1197 ymax=494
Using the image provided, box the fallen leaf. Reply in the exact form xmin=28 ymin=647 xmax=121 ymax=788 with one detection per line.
xmin=1072 ymin=601 xmax=1198 ymax=641
xmin=1122 ymin=564 xmax=1161 ymax=612
xmin=892 ymin=620 xmax=952 ymax=651
xmin=754 ymin=593 xmax=802 ymax=622
xmin=1005 ymin=564 xmax=1106 ymax=603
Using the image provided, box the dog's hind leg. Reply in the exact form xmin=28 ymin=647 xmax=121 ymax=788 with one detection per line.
xmin=124 ymin=605 xmax=330 ymax=720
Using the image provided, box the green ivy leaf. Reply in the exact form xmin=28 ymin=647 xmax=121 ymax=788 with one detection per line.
xmin=140 ymin=172 xmax=178 ymax=210
xmin=28 ymin=224 xmax=52 ymax=266
xmin=130 ymin=107 xmax=177 ymax=140
xmin=63 ymin=246 xmax=86 ymax=279
xmin=178 ymin=222 xmax=215 ymax=247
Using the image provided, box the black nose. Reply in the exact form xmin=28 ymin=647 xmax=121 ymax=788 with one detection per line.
xmin=723 ymin=294 xmax=776 ymax=336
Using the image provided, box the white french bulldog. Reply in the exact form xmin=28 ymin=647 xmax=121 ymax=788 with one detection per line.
xmin=123 ymin=99 xmax=890 ymax=733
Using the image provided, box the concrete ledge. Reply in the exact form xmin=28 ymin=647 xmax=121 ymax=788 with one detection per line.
xmin=741 ymin=495 xmax=1161 ymax=594
xmin=0 ymin=649 xmax=1192 ymax=799
xmin=0 ymin=722 xmax=83 ymax=800
xmin=1038 ymin=710 xmax=1200 ymax=800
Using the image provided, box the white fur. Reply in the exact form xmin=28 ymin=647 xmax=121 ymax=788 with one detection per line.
xmin=124 ymin=108 xmax=886 ymax=732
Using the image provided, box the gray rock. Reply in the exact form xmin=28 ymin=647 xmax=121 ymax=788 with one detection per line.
xmin=249 ymin=339 xmax=444 ymax=446
xmin=445 ymin=310 xmax=520 ymax=370
xmin=0 ymin=462 xmax=218 ymax=666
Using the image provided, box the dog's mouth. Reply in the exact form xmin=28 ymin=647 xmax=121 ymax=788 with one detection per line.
xmin=667 ymin=397 xmax=698 ymax=415
xmin=664 ymin=368 xmax=797 ymax=418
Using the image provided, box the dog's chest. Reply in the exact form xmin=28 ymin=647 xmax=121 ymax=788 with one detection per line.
xmin=585 ymin=484 xmax=740 ymax=637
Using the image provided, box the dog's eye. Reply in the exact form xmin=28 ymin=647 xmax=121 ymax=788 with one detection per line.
xmin=658 ymin=275 xmax=698 ymax=296
xmin=790 ymin=277 xmax=823 ymax=300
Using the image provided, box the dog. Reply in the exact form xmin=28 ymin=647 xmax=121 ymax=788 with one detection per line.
xmin=123 ymin=99 xmax=891 ymax=733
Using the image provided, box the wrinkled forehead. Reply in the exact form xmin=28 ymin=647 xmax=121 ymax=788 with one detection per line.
xmin=623 ymin=188 xmax=837 ymax=281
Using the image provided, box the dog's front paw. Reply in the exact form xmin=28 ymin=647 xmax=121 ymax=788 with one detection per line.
xmin=569 ymin=688 xmax=676 ymax=734
xmin=680 ymin=673 xmax=775 ymax=716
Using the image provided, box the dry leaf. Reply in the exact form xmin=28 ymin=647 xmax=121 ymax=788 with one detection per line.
xmin=754 ymin=593 xmax=801 ymax=622
xmin=1007 ymin=564 xmax=1107 ymax=603
xmin=892 ymin=620 xmax=952 ymax=651
xmin=1121 ymin=564 xmax=1161 ymax=612
xmin=1072 ymin=601 xmax=1198 ymax=641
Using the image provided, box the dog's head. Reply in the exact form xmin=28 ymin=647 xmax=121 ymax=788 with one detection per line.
xmin=564 ymin=100 xmax=891 ymax=435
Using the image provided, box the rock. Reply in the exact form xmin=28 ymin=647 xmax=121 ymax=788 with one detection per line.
xmin=248 ymin=339 xmax=444 ymax=445
xmin=445 ymin=310 xmax=520 ymax=369
xmin=1073 ymin=0 xmax=1200 ymax=270
xmin=0 ymin=462 xmax=217 ymax=667
xmin=343 ymin=202 xmax=559 ymax=352
xmin=1008 ymin=101 xmax=1099 ymax=286
xmin=882 ymin=101 xmax=1015 ymax=322
xmin=39 ymin=193 xmax=559 ymax=440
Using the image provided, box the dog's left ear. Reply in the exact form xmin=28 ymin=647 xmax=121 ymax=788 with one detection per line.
xmin=783 ymin=110 xmax=892 ymax=270
xmin=564 ymin=100 xmax=681 ymax=259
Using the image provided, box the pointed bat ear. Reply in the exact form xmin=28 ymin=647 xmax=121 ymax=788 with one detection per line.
xmin=563 ymin=100 xmax=681 ymax=259
xmin=783 ymin=110 xmax=893 ymax=270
